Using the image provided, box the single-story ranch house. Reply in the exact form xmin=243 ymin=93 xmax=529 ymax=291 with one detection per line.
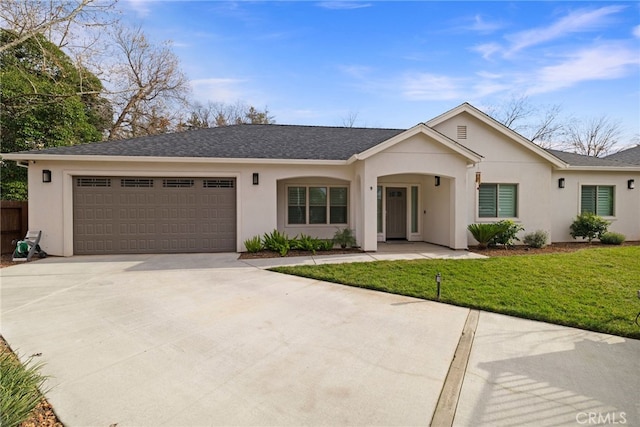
xmin=4 ymin=103 xmax=640 ymax=256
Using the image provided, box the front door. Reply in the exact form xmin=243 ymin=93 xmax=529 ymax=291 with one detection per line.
xmin=386 ymin=187 xmax=406 ymax=239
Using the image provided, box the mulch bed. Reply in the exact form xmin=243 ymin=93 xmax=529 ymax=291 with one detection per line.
xmin=469 ymin=240 xmax=640 ymax=257
xmin=239 ymin=248 xmax=364 ymax=259
xmin=239 ymin=241 xmax=640 ymax=259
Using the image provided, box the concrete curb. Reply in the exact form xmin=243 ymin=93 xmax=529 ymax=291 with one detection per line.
xmin=430 ymin=309 xmax=480 ymax=426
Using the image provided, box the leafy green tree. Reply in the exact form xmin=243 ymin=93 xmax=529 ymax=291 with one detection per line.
xmin=0 ymin=29 xmax=111 ymax=200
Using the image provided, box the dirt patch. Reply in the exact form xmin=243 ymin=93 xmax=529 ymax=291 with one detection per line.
xmin=469 ymin=241 xmax=640 ymax=257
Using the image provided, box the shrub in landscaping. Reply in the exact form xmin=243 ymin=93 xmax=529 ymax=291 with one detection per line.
xmin=467 ymin=223 xmax=503 ymax=249
xmin=263 ymin=229 xmax=290 ymax=256
xmin=316 ymin=239 xmax=335 ymax=251
xmin=333 ymin=228 xmax=357 ymax=248
xmin=0 ymin=351 xmax=49 ymax=427
xmin=490 ymin=219 xmax=524 ymax=248
xmin=244 ymin=235 xmax=263 ymax=253
xmin=600 ymin=232 xmax=625 ymax=245
xmin=569 ymin=212 xmax=610 ymax=242
xmin=523 ymin=230 xmax=549 ymax=248
xmin=291 ymin=234 xmax=321 ymax=253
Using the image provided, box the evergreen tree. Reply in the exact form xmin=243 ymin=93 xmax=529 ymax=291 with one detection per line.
xmin=1 ymin=29 xmax=111 ymax=200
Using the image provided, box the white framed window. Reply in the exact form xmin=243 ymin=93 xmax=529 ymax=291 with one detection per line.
xmin=287 ymin=186 xmax=348 ymax=225
xmin=581 ymin=185 xmax=614 ymax=216
xmin=479 ymin=183 xmax=518 ymax=218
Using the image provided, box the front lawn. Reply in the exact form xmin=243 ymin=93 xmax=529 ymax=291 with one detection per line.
xmin=272 ymin=246 xmax=640 ymax=339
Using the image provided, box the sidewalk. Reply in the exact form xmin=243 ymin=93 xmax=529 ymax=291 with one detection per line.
xmin=241 ymin=241 xmax=486 ymax=268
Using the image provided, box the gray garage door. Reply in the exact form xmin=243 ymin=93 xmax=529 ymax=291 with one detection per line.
xmin=73 ymin=177 xmax=236 ymax=254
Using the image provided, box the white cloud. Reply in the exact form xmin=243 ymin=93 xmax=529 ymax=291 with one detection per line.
xmin=401 ymin=73 xmax=464 ymax=101
xmin=476 ymin=71 xmax=503 ymax=80
xmin=465 ymin=14 xmax=504 ymax=34
xmin=506 ymin=5 xmax=626 ymax=54
xmin=472 ymin=43 xmax=502 ymax=60
xmin=316 ymin=1 xmax=371 ymax=10
xmin=126 ymin=0 xmax=152 ymax=18
xmin=529 ymin=42 xmax=640 ymax=94
xmin=190 ymin=77 xmax=249 ymax=103
xmin=633 ymin=25 xmax=640 ymax=38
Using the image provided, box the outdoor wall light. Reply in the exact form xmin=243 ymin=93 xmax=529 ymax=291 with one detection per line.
xmin=42 ymin=169 xmax=52 ymax=183
xmin=628 ymin=179 xmax=635 ymax=190
xmin=252 ymin=173 xmax=259 ymax=185
xmin=435 ymin=176 xmax=441 ymax=187
xmin=558 ymin=178 xmax=565 ymax=189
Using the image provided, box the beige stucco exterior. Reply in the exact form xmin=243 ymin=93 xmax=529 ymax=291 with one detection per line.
xmin=6 ymin=104 xmax=640 ymax=256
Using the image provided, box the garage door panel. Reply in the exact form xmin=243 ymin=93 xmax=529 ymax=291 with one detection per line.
xmin=74 ymin=177 xmax=236 ymax=254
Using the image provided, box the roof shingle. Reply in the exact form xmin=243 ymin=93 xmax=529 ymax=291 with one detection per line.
xmin=545 ymin=149 xmax=638 ymax=167
xmin=604 ymin=145 xmax=640 ymax=165
xmin=18 ymin=124 xmax=405 ymax=161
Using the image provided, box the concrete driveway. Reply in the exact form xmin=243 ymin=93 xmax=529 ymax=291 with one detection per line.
xmin=1 ymin=253 xmax=469 ymax=426
xmin=2 ymin=252 xmax=638 ymax=426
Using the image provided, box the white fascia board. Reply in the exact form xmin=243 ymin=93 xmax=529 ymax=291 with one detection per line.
xmin=0 ymin=153 xmax=348 ymax=166
xmin=348 ymin=124 xmax=482 ymax=164
xmin=427 ymin=103 xmax=568 ymax=169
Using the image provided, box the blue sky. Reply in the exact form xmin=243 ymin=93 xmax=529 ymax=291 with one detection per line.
xmin=122 ymin=1 xmax=639 ymax=144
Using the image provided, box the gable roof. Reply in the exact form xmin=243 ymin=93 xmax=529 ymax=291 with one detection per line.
xmin=426 ymin=102 xmax=568 ymax=168
xmin=352 ymin=123 xmax=482 ymax=164
xmin=545 ymin=149 xmax=638 ymax=167
xmin=5 ymin=124 xmax=404 ymax=162
xmin=604 ymin=145 xmax=640 ymax=165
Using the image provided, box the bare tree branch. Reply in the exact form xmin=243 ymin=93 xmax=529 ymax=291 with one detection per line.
xmin=563 ymin=116 xmax=622 ymax=157
xmin=1 ymin=0 xmax=94 ymax=53
xmin=180 ymin=101 xmax=275 ymax=130
xmin=106 ymin=26 xmax=190 ymax=139
xmin=528 ymin=104 xmax=564 ymax=146
xmin=341 ymin=111 xmax=360 ymax=128
xmin=486 ymin=95 xmax=565 ymax=149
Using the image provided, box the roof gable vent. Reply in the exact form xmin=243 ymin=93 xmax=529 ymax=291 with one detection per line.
xmin=457 ymin=125 xmax=467 ymax=140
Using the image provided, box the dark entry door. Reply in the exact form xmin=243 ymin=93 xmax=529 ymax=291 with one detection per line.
xmin=386 ymin=187 xmax=406 ymax=239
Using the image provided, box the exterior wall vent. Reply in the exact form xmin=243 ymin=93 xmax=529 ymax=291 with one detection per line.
xmin=457 ymin=125 xmax=467 ymax=140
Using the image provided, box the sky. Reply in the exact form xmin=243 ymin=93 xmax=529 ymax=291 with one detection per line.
xmin=121 ymin=1 xmax=640 ymax=145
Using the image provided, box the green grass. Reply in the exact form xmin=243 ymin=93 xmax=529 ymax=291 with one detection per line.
xmin=272 ymin=246 xmax=640 ymax=339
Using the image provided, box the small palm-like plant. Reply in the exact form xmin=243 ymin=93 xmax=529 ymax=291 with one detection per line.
xmin=243 ymin=235 xmax=263 ymax=253
xmin=333 ymin=228 xmax=357 ymax=249
xmin=468 ymin=223 xmax=503 ymax=249
xmin=262 ymin=229 xmax=290 ymax=256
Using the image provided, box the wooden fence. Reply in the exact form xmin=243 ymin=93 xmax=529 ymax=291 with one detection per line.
xmin=1 ymin=201 xmax=28 ymax=254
